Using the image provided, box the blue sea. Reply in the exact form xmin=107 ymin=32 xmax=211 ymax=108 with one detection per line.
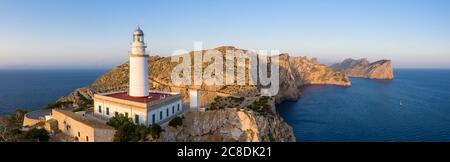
xmin=1 ymin=69 xmax=450 ymax=141
xmin=278 ymin=69 xmax=450 ymax=142
xmin=0 ymin=69 xmax=106 ymax=115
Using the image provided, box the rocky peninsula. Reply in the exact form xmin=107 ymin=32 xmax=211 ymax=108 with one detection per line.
xmin=56 ymin=46 xmax=352 ymax=142
xmin=331 ymin=58 xmax=394 ymax=80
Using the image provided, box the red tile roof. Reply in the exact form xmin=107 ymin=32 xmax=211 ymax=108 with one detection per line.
xmin=105 ymin=92 xmax=173 ymax=103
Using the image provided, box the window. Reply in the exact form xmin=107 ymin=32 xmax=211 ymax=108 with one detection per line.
xmin=106 ymin=107 xmax=109 ymax=115
xmin=160 ymin=111 xmax=163 ymax=120
xmin=98 ymin=106 xmax=102 ymax=113
xmin=78 ymin=132 xmax=80 ymax=137
xmin=125 ymin=112 xmax=129 ymax=118
xmin=152 ymin=114 xmax=156 ymax=124
xmin=178 ymin=104 xmax=180 ymax=111
xmin=135 ymin=114 xmax=139 ymax=124
xmin=166 ymin=108 xmax=169 ymax=117
xmin=86 ymin=136 xmax=89 ymax=142
xmin=172 ymin=106 xmax=175 ymax=114
xmin=115 ymin=112 xmax=119 ymax=117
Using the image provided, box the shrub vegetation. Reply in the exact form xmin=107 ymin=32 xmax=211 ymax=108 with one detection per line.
xmin=107 ymin=114 xmax=162 ymax=142
xmin=168 ymin=116 xmax=183 ymax=128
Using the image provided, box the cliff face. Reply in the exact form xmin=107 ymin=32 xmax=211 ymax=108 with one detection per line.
xmin=158 ymin=108 xmax=295 ymax=142
xmin=276 ymin=54 xmax=350 ymax=102
xmin=331 ymin=58 xmax=394 ymax=80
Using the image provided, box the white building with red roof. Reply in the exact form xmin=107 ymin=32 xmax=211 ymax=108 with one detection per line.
xmin=93 ymin=27 xmax=183 ymax=126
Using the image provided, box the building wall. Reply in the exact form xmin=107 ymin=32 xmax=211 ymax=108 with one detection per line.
xmin=147 ymin=100 xmax=183 ymax=125
xmin=94 ymin=96 xmax=183 ymax=126
xmin=189 ymin=90 xmax=201 ymax=109
xmin=94 ymin=128 xmax=116 ymax=142
xmin=44 ymin=119 xmax=58 ymax=134
xmin=52 ymin=110 xmax=95 ymax=142
xmin=22 ymin=109 xmax=51 ymax=127
xmin=94 ymin=98 xmax=147 ymax=125
xmin=23 ymin=117 xmax=42 ymax=127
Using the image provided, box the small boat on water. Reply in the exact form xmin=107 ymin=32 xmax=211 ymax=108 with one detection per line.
xmin=400 ymin=100 xmax=403 ymax=106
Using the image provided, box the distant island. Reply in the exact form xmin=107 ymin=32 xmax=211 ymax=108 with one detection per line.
xmin=331 ymin=58 xmax=394 ymax=80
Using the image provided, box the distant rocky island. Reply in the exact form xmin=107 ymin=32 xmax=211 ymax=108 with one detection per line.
xmin=331 ymin=58 xmax=394 ymax=80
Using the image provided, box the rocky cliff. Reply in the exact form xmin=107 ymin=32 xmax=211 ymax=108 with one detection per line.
xmin=158 ymin=108 xmax=295 ymax=142
xmin=331 ymin=58 xmax=394 ymax=80
xmin=276 ymin=54 xmax=350 ymax=102
xmin=56 ymin=46 xmax=352 ymax=142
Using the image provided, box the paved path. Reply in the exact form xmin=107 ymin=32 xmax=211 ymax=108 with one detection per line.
xmin=149 ymin=78 xmax=242 ymax=98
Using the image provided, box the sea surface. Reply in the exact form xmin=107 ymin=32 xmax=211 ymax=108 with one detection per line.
xmin=277 ymin=69 xmax=450 ymax=142
xmin=1 ymin=69 xmax=450 ymax=141
xmin=0 ymin=69 xmax=106 ymax=115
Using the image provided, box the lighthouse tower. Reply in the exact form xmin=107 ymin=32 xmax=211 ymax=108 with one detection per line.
xmin=129 ymin=26 xmax=149 ymax=97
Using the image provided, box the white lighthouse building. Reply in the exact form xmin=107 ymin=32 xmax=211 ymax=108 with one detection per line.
xmin=129 ymin=26 xmax=149 ymax=97
xmin=22 ymin=26 xmax=185 ymax=142
xmin=92 ymin=27 xmax=183 ymax=126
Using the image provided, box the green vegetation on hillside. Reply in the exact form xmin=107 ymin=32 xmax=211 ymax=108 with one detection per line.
xmin=76 ymin=91 xmax=92 ymax=111
xmin=208 ymin=96 xmax=245 ymax=111
xmin=46 ymin=101 xmax=73 ymax=109
xmin=247 ymin=96 xmax=272 ymax=115
xmin=24 ymin=128 xmax=50 ymax=142
xmin=168 ymin=116 xmax=183 ymax=128
xmin=107 ymin=114 xmax=162 ymax=142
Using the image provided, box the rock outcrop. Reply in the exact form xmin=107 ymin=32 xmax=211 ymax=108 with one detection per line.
xmin=276 ymin=54 xmax=350 ymax=102
xmin=158 ymin=108 xmax=295 ymax=142
xmin=57 ymin=88 xmax=95 ymax=108
xmin=331 ymin=58 xmax=394 ymax=80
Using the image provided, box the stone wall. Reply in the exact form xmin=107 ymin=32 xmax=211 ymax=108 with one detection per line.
xmin=51 ymin=109 xmax=115 ymax=142
xmin=23 ymin=109 xmax=51 ymax=127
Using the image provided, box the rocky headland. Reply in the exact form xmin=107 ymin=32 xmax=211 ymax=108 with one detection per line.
xmin=159 ymin=108 xmax=295 ymax=142
xmin=331 ymin=58 xmax=394 ymax=80
xmin=56 ymin=46 xmax=352 ymax=142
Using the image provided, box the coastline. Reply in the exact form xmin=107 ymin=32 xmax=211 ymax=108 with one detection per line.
xmin=0 ymin=54 xmax=396 ymax=142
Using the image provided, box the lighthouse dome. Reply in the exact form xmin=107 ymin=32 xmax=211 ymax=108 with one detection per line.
xmin=133 ymin=26 xmax=144 ymax=36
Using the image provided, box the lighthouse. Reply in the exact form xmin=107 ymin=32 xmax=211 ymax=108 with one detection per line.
xmin=91 ymin=26 xmax=183 ymax=127
xmin=129 ymin=26 xmax=149 ymax=97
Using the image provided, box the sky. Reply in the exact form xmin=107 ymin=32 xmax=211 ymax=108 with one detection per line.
xmin=0 ymin=0 xmax=449 ymax=69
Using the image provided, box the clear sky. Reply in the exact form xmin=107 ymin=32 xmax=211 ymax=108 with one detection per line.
xmin=1 ymin=0 xmax=449 ymax=69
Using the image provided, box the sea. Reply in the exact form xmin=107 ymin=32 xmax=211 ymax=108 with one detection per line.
xmin=1 ymin=69 xmax=450 ymax=141
xmin=277 ymin=69 xmax=450 ymax=142
xmin=0 ymin=69 xmax=107 ymax=115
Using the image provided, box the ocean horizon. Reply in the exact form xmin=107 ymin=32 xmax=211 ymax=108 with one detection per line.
xmin=0 ymin=69 xmax=107 ymax=115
